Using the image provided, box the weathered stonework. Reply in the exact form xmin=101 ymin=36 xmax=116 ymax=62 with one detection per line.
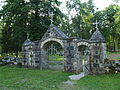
xmin=22 ymin=24 xmax=107 ymax=74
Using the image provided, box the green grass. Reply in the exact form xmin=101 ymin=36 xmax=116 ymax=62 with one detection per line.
xmin=107 ymin=51 xmax=120 ymax=54
xmin=0 ymin=66 xmax=120 ymax=90
xmin=107 ymin=51 xmax=120 ymax=60
xmin=75 ymin=74 xmax=120 ymax=90
xmin=49 ymin=54 xmax=64 ymax=61
xmin=0 ymin=66 xmax=71 ymax=90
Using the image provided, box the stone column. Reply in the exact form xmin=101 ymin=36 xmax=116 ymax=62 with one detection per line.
xmin=91 ymin=43 xmax=106 ymax=74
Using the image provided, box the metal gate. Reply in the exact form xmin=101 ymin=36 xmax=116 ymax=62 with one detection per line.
xmin=44 ymin=41 xmax=64 ymax=70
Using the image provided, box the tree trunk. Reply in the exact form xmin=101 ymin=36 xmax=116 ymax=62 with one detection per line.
xmin=114 ymin=39 xmax=118 ymax=52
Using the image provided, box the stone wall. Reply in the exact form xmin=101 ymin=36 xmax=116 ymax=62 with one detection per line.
xmin=22 ymin=25 xmax=107 ymax=74
xmin=22 ymin=39 xmax=107 ymax=74
xmin=105 ymin=60 xmax=120 ymax=73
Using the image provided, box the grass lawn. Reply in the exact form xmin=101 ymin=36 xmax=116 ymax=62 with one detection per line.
xmin=49 ymin=54 xmax=64 ymax=61
xmin=0 ymin=66 xmax=71 ymax=90
xmin=107 ymin=51 xmax=120 ymax=60
xmin=0 ymin=66 xmax=120 ymax=90
xmin=75 ymin=74 xmax=120 ymax=90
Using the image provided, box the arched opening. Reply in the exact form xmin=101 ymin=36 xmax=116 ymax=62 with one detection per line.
xmin=78 ymin=45 xmax=90 ymax=73
xmin=42 ymin=41 xmax=64 ymax=70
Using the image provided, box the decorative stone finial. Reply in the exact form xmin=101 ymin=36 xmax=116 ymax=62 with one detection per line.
xmin=27 ymin=32 xmax=29 ymax=39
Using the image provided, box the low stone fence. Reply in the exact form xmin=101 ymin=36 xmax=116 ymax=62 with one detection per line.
xmin=105 ymin=59 xmax=120 ymax=73
xmin=0 ymin=56 xmax=22 ymax=66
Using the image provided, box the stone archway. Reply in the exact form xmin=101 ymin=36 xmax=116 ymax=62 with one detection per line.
xmin=77 ymin=41 xmax=91 ymax=48
xmin=41 ymin=38 xmax=64 ymax=48
xmin=40 ymin=38 xmax=65 ymax=70
xmin=77 ymin=41 xmax=91 ymax=74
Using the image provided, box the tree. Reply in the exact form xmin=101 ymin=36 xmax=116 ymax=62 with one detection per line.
xmin=66 ymin=0 xmax=94 ymax=39
xmin=94 ymin=5 xmax=120 ymax=51
xmin=114 ymin=6 xmax=120 ymax=51
xmin=0 ymin=0 xmax=64 ymax=55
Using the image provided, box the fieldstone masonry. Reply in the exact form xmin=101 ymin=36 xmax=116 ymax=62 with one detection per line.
xmin=22 ymin=24 xmax=107 ymax=74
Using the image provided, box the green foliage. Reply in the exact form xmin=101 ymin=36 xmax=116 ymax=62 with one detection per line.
xmin=0 ymin=0 xmax=64 ymax=54
xmin=0 ymin=0 xmax=120 ymax=54
xmin=95 ymin=5 xmax=120 ymax=51
xmin=65 ymin=0 xmax=94 ymax=38
xmin=65 ymin=1 xmax=120 ymax=51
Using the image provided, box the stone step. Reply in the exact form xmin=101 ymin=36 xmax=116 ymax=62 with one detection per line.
xmin=69 ymin=72 xmax=86 ymax=80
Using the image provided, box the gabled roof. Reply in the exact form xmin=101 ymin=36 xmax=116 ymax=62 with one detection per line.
xmin=50 ymin=24 xmax=68 ymax=38
xmin=90 ymin=30 xmax=106 ymax=43
xmin=42 ymin=24 xmax=68 ymax=40
xmin=23 ymin=39 xmax=34 ymax=46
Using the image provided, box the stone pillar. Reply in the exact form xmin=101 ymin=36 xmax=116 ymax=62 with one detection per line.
xmin=40 ymin=48 xmax=49 ymax=69
xmin=64 ymin=39 xmax=74 ymax=72
xmin=91 ymin=43 xmax=106 ymax=74
xmin=64 ymin=38 xmax=81 ymax=73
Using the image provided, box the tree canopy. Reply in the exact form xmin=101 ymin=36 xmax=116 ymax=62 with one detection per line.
xmin=0 ymin=0 xmax=64 ymax=54
xmin=0 ymin=0 xmax=120 ymax=55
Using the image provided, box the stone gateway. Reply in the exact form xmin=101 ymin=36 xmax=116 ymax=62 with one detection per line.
xmin=22 ymin=24 xmax=107 ymax=74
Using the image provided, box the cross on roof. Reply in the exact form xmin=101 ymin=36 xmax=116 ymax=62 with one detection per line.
xmin=93 ymin=20 xmax=99 ymax=30
xmin=48 ymin=8 xmax=54 ymax=25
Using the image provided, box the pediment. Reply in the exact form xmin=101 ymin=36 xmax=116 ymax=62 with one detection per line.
xmin=42 ymin=24 xmax=68 ymax=40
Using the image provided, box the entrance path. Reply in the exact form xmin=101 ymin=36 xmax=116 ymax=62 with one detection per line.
xmin=107 ymin=53 xmax=120 ymax=60
xmin=59 ymin=80 xmax=78 ymax=90
xmin=59 ymin=72 xmax=87 ymax=90
xmin=69 ymin=72 xmax=85 ymax=80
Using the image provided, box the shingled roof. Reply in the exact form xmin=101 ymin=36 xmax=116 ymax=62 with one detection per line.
xmin=42 ymin=24 xmax=68 ymax=40
xmin=49 ymin=24 xmax=68 ymax=38
xmin=23 ymin=39 xmax=34 ymax=46
xmin=90 ymin=30 xmax=106 ymax=43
